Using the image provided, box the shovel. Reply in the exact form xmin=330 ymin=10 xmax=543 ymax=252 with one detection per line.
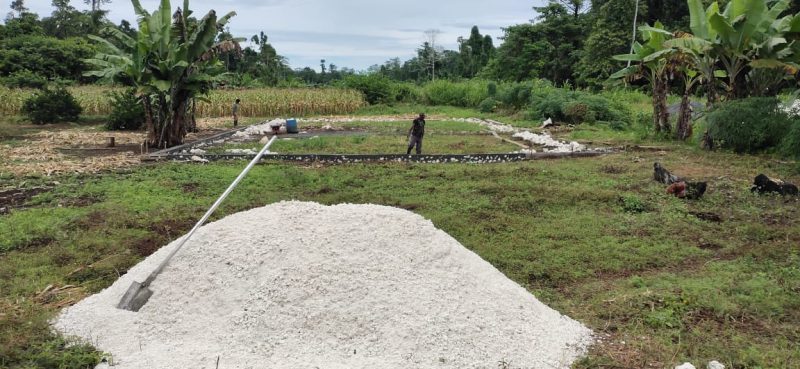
xmin=117 ymin=135 xmax=279 ymax=311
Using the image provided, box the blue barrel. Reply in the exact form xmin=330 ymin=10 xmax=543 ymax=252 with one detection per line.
xmin=286 ymin=118 xmax=299 ymax=133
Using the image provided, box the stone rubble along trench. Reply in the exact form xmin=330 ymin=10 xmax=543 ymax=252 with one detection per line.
xmin=55 ymin=201 xmax=593 ymax=369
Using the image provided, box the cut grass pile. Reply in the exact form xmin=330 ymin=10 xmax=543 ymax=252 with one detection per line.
xmin=1 ymin=143 xmax=798 ymax=368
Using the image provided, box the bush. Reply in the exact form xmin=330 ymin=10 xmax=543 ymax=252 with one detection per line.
xmin=564 ymin=101 xmax=592 ymax=124
xmin=780 ymin=119 xmax=800 ymax=158
xmin=497 ymin=81 xmax=537 ymax=110
xmin=107 ymin=88 xmax=145 ymax=131
xmin=2 ymin=69 xmax=48 ymax=88
xmin=422 ymin=80 xmax=488 ymax=107
xmin=478 ymin=97 xmax=497 ymax=113
xmin=340 ymin=74 xmax=395 ymax=105
xmin=528 ymin=88 xmax=630 ymax=127
xmin=392 ymin=82 xmax=421 ymax=103
xmin=706 ymin=97 xmax=792 ymax=154
xmin=487 ymin=82 xmax=497 ymax=97
xmin=21 ymin=86 xmax=82 ymax=124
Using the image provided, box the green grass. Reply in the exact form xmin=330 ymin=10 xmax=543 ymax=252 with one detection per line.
xmin=297 ymin=119 xmax=486 ymax=134
xmin=1 ymin=125 xmax=800 ymax=368
xmin=207 ymin=133 xmax=519 ymax=155
xmin=12 ymin=88 xmax=779 ymax=368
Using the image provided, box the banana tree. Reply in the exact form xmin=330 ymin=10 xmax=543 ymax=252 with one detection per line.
xmin=85 ymin=0 xmax=240 ymax=147
xmin=612 ymin=22 xmax=677 ymax=133
xmin=705 ymin=0 xmax=790 ymax=98
xmin=748 ymin=4 xmax=800 ymax=96
xmin=666 ymin=29 xmax=728 ymax=140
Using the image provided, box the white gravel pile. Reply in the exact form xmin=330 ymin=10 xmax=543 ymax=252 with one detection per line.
xmin=513 ymin=131 xmax=587 ymax=153
xmin=231 ymin=119 xmax=286 ymax=139
xmin=55 ymin=202 xmax=592 ymax=368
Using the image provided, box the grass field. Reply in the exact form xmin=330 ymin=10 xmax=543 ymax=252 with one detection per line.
xmin=2 ymin=141 xmax=799 ymax=368
xmin=1 ymin=108 xmax=799 ymax=368
xmin=207 ymin=119 xmax=517 ymax=155
xmin=209 ymin=134 xmax=520 ymax=155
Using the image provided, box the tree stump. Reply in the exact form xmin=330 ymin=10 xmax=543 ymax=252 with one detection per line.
xmin=106 ymin=137 xmax=115 ymax=148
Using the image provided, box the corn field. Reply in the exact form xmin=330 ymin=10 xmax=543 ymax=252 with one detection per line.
xmin=0 ymin=86 xmax=366 ymax=117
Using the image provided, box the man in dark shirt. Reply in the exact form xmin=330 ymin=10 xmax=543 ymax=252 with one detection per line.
xmin=407 ymin=113 xmax=426 ymax=155
xmin=232 ymin=99 xmax=241 ymax=127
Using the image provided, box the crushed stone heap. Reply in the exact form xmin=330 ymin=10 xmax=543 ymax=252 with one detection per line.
xmin=55 ymin=201 xmax=592 ymax=368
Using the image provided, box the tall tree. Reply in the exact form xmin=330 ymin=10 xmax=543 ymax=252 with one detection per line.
xmin=247 ymin=31 xmax=288 ymax=85
xmin=86 ymin=0 xmax=240 ymax=147
xmin=485 ymin=1 xmax=586 ymax=84
xmin=422 ymin=29 xmax=443 ymax=81
xmin=84 ymin=0 xmax=111 ymax=12
xmin=457 ymin=26 xmax=495 ymax=78
xmin=557 ymin=0 xmax=587 ymax=17
xmin=44 ymin=0 xmax=91 ymax=38
xmin=9 ymin=0 xmax=28 ymax=18
xmin=577 ymin=0 xmax=646 ymax=88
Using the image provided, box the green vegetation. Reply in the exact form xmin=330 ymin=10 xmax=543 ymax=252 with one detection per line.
xmin=106 ymin=88 xmax=145 ymax=131
xmin=1 ymin=144 xmax=798 ymax=367
xmin=85 ymin=0 xmax=241 ymax=147
xmin=212 ymin=134 xmax=518 ymax=155
xmin=21 ymin=86 xmax=82 ymax=124
xmin=3 ymin=0 xmax=800 ymax=367
xmin=706 ymin=97 xmax=797 ymax=155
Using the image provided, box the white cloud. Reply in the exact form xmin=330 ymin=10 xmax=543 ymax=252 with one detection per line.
xmin=17 ymin=0 xmax=539 ymax=70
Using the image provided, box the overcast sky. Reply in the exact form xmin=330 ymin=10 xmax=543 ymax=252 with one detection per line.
xmin=10 ymin=0 xmax=539 ymax=71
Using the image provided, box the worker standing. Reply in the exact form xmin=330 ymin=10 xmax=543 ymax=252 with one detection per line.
xmin=407 ymin=113 xmax=426 ymax=155
xmin=232 ymin=99 xmax=241 ymax=127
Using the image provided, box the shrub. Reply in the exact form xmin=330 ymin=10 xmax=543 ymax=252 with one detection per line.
xmin=2 ymin=69 xmax=48 ymax=88
xmin=706 ymin=97 xmax=791 ymax=154
xmin=392 ymin=82 xmax=421 ymax=103
xmin=478 ymin=97 xmax=497 ymax=113
xmin=340 ymin=74 xmax=394 ymax=105
xmin=487 ymin=82 xmax=497 ymax=97
xmin=422 ymin=80 xmax=488 ymax=107
xmin=529 ymin=88 xmax=630 ymax=126
xmin=781 ymin=119 xmax=800 ymax=158
xmin=21 ymin=86 xmax=82 ymax=124
xmin=498 ymin=82 xmax=536 ymax=110
xmin=620 ymin=195 xmax=648 ymax=213
xmin=564 ymin=101 xmax=592 ymax=124
xmin=106 ymin=88 xmax=145 ymax=131
xmin=529 ymin=88 xmax=571 ymax=121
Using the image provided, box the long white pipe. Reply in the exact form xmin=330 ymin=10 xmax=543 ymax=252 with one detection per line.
xmin=142 ymin=134 xmax=278 ymax=286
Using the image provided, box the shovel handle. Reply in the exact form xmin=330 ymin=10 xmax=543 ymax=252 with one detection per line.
xmin=142 ymin=134 xmax=279 ymax=286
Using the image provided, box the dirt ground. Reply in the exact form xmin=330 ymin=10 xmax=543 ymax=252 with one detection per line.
xmin=0 ymin=120 xmax=230 ymax=177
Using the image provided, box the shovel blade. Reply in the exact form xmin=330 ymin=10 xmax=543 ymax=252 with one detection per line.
xmin=117 ymin=281 xmax=153 ymax=312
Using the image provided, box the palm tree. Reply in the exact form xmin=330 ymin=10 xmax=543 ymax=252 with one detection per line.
xmin=85 ymin=0 xmax=240 ymax=148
